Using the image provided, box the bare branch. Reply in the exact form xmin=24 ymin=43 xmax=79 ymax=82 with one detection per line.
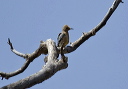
xmin=7 ymin=38 xmax=27 ymax=58
xmin=7 ymin=39 xmax=48 ymax=59
xmin=63 ymin=0 xmax=123 ymax=53
xmin=0 ymin=0 xmax=122 ymax=88
xmin=1 ymin=39 xmax=68 ymax=89
xmin=0 ymin=60 xmax=31 ymax=80
xmin=0 ymin=39 xmax=67 ymax=80
xmin=7 ymin=38 xmax=13 ymax=50
xmin=0 ymin=41 xmax=48 ymax=79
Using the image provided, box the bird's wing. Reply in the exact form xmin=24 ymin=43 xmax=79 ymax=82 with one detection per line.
xmin=57 ymin=33 xmax=66 ymax=44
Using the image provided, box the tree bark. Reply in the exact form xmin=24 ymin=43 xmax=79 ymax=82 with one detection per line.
xmin=1 ymin=39 xmax=68 ymax=89
xmin=0 ymin=0 xmax=123 ymax=88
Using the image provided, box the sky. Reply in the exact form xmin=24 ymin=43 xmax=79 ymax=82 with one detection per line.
xmin=0 ymin=0 xmax=128 ymax=89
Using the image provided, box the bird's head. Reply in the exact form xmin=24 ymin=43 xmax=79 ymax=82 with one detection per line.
xmin=62 ymin=25 xmax=73 ymax=32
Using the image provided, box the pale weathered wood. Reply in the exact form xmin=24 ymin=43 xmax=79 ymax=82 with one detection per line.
xmin=0 ymin=0 xmax=123 ymax=88
xmin=1 ymin=39 xmax=68 ymax=89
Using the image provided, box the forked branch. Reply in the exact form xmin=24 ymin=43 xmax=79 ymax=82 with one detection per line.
xmin=0 ymin=0 xmax=123 ymax=88
xmin=0 ymin=39 xmax=47 ymax=79
xmin=1 ymin=39 xmax=68 ymax=89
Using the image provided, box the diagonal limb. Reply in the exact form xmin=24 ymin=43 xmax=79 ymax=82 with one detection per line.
xmin=0 ymin=60 xmax=31 ymax=80
xmin=63 ymin=0 xmax=123 ymax=53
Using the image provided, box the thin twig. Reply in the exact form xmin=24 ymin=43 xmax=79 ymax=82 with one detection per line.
xmin=7 ymin=38 xmax=13 ymax=50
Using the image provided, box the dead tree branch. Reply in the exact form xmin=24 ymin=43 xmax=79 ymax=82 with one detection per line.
xmin=63 ymin=0 xmax=123 ymax=53
xmin=0 ymin=0 xmax=123 ymax=88
xmin=0 ymin=40 xmax=47 ymax=80
xmin=1 ymin=39 xmax=68 ymax=89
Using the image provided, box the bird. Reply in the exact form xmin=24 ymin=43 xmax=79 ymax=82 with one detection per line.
xmin=57 ymin=25 xmax=73 ymax=48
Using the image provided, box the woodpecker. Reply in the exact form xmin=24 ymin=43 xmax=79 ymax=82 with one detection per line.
xmin=57 ymin=25 xmax=73 ymax=48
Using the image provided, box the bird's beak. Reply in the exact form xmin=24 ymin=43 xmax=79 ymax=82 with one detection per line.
xmin=70 ymin=28 xmax=74 ymax=30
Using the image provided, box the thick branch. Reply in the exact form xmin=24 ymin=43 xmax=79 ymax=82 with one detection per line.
xmin=0 ymin=0 xmax=122 ymax=88
xmin=63 ymin=0 xmax=123 ymax=53
xmin=1 ymin=39 xmax=68 ymax=89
